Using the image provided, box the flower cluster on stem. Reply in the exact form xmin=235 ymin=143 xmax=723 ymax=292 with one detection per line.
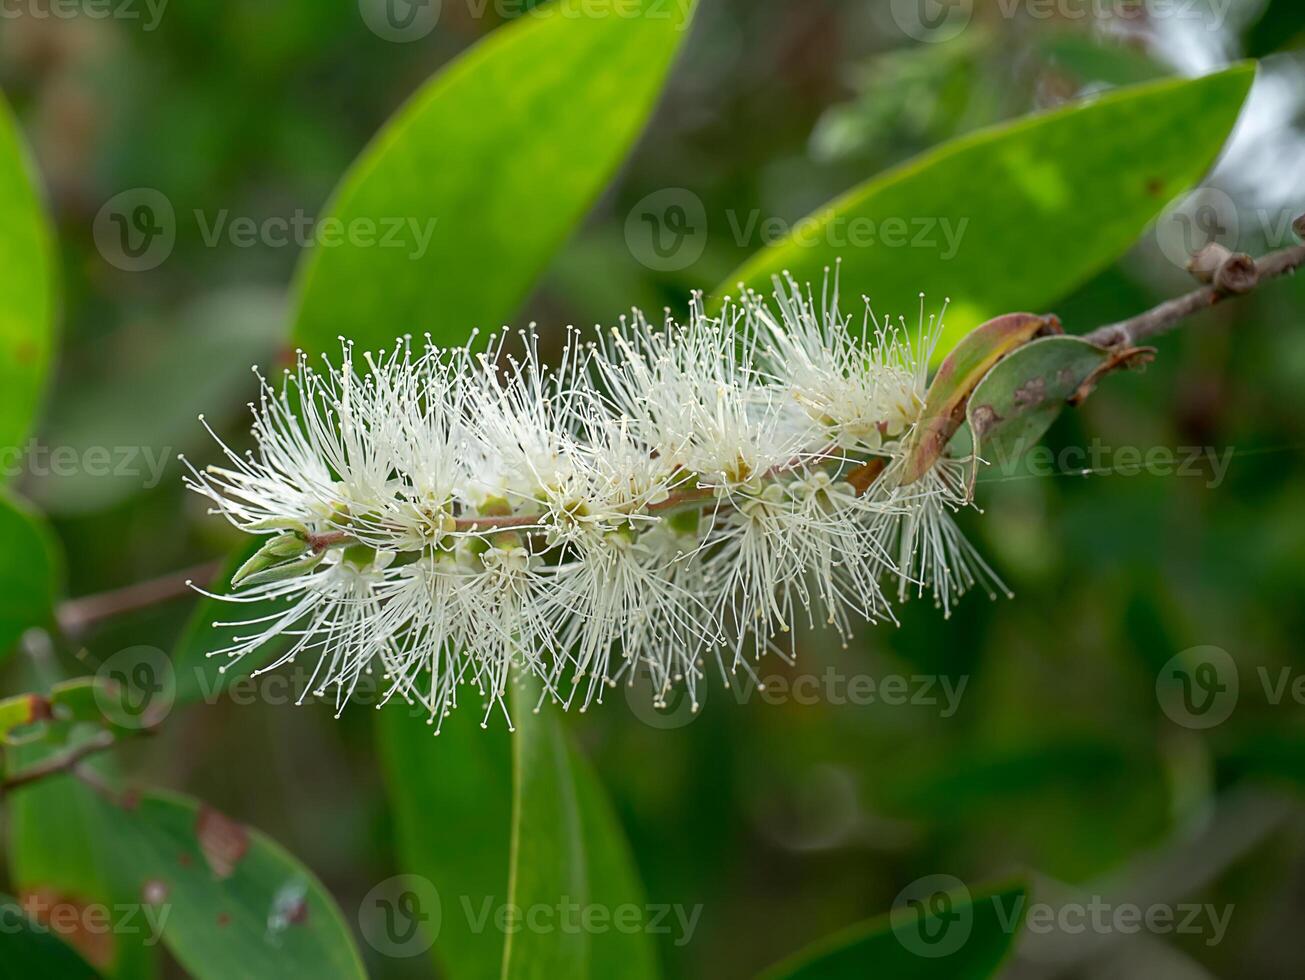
xmin=184 ymin=273 xmax=999 ymax=729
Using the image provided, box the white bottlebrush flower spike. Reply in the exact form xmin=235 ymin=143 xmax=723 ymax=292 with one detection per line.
xmin=184 ymin=273 xmax=999 ymax=730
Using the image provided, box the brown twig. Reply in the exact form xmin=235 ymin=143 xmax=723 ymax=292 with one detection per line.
xmin=1083 ymin=241 xmax=1305 ymax=348
xmin=42 ymin=231 xmax=1305 ymax=634
xmin=56 ymin=559 xmax=223 ymax=636
xmin=0 ymin=730 xmax=117 ymax=794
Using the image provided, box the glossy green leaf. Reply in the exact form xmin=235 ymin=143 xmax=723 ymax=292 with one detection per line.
xmin=114 ymin=792 xmax=366 ymax=980
xmin=568 ymin=735 xmax=660 ymax=980
xmin=962 ymin=335 xmax=1113 ymax=468
xmin=292 ymin=0 xmax=697 ymax=353
xmin=0 ymin=492 xmax=60 ymax=663
xmin=5 ymin=769 xmax=158 ymax=980
xmin=759 ymin=882 xmax=1027 ymax=980
xmin=171 ymin=541 xmax=289 ymax=706
xmin=902 ymin=313 xmax=1059 ymax=484
xmin=724 ymin=65 xmax=1255 ymax=355
xmin=501 ymin=696 xmax=589 ymax=979
xmin=0 ymin=893 xmax=101 ymax=980
xmin=0 ymin=94 xmax=56 ymax=457
xmin=378 ymin=698 xmax=659 ymax=980
xmin=502 ymin=685 xmax=659 ymax=980
xmin=377 ymin=706 xmax=512 ymax=980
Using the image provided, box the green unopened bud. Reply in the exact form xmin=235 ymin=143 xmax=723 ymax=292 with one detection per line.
xmin=245 ymin=517 xmax=309 ymax=536
xmin=234 ymin=549 xmax=327 ymax=588
xmin=232 ymin=533 xmax=324 ymax=587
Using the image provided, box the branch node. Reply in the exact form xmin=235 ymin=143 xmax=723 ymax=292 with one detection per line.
xmin=1187 ymin=242 xmax=1232 ymax=284
xmin=1214 ymin=252 xmax=1258 ymax=295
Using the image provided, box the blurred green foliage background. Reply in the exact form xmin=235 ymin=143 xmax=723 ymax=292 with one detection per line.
xmin=2 ymin=1 xmax=1304 ymax=977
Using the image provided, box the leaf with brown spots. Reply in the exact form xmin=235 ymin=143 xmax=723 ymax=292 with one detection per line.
xmin=901 ymin=313 xmax=1062 ymax=485
xmin=960 ymin=335 xmax=1115 ymax=467
xmin=0 ymin=892 xmax=101 ymax=978
xmin=115 ymin=792 xmax=364 ymax=979
xmin=15 ymin=888 xmax=113 ymax=972
xmin=195 ymin=806 xmax=249 ymax=880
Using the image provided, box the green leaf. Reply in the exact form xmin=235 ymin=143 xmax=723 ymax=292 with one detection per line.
xmin=0 ymin=893 xmax=102 ymax=979
xmin=0 ymin=693 xmax=50 ymax=743
xmin=378 ymin=699 xmax=659 ymax=980
xmin=759 ymin=882 xmax=1027 ymax=980
xmin=723 ymin=65 xmax=1255 ymax=356
xmin=291 ymin=0 xmax=697 ymax=353
xmin=5 ymin=653 xmax=156 ymax=980
xmin=568 ymin=734 xmax=660 ymax=980
xmin=171 ymin=542 xmax=289 ymax=706
xmin=902 ymin=313 xmax=1059 ymax=484
xmin=0 ymin=94 xmax=56 ymax=456
xmin=1038 ymin=32 xmax=1169 ymax=88
xmin=377 ymin=706 xmax=512 ymax=980
xmin=0 ymin=492 xmax=60 ymax=663
xmin=48 ymin=679 xmax=114 ymax=725
xmin=501 ymin=686 xmax=659 ymax=980
xmin=114 ymin=792 xmax=366 ymax=980
xmin=962 ymin=335 xmax=1113 ymax=467
xmin=5 ymin=770 xmax=158 ymax=980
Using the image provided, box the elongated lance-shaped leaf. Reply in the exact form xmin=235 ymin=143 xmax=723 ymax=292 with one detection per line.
xmin=0 ymin=93 xmax=56 ymax=458
xmin=759 ymin=881 xmax=1028 ymax=980
xmin=723 ymin=65 xmax=1255 ymax=357
xmin=292 ymin=0 xmax=698 ymax=353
